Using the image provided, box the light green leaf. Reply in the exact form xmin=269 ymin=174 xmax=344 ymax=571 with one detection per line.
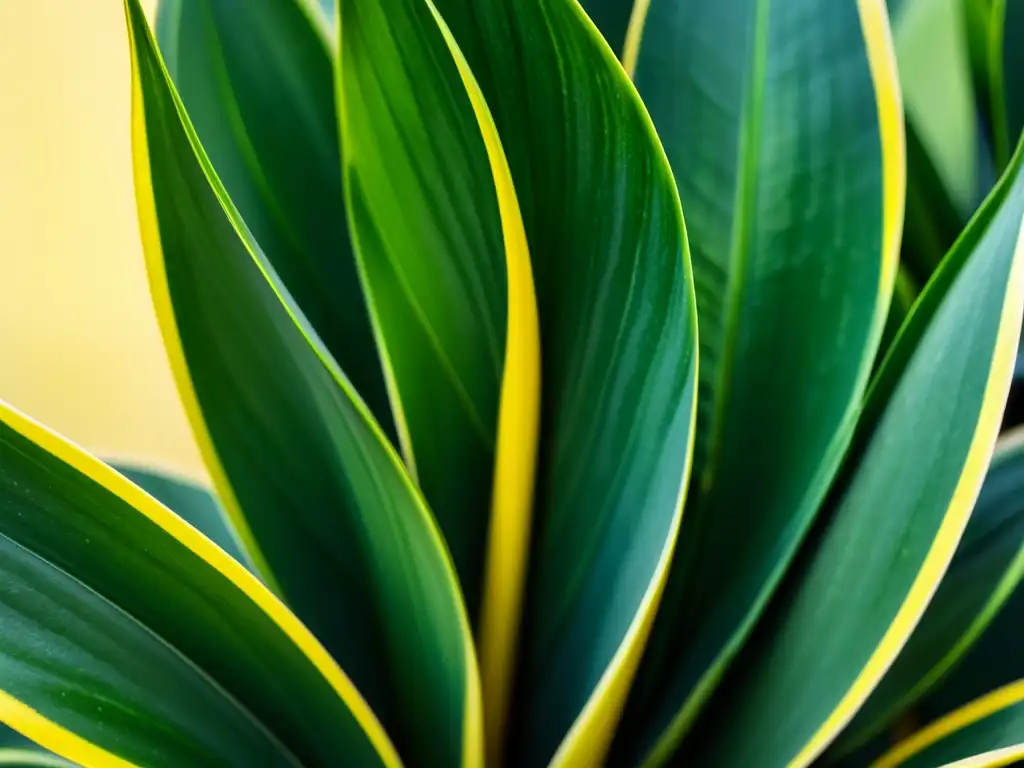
xmin=112 ymin=464 xmax=249 ymax=568
xmin=336 ymin=0 xmax=539 ymax=621
xmin=831 ymin=427 xmax=1024 ymax=757
xmin=426 ymin=0 xmax=698 ymax=764
xmin=682 ymin=131 xmax=1024 ymax=768
xmin=125 ymin=1 xmax=481 ymax=764
xmin=0 ymin=403 xmax=398 ymax=767
xmin=900 ymin=0 xmax=982 ymax=210
xmin=153 ymin=0 xmax=394 ymax=438
xmin=607 ymin=1 xmax=904 ymax=762
xmin=871 ymin=680 xmax=1024 ymax=768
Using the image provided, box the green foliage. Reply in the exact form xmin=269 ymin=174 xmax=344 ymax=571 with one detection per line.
xmin=1 ymin=0 xmax=1023 ymax=766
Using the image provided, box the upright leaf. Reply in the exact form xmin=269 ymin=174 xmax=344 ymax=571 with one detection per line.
xmin=0 ymin=403 xmax=398 ymax=767
xmin=154 ymin=0 xmax=393 ymax=436
xmin=683 ymin=131 xmax=1024 ymax=768
xmin=603 ymin=0 xmax=905 ymax=761
xmin=831 ymin=427 xmax=1024 ymax=757
xmin=427 ymin=1 xmax=698 ymax=765
xmin=336 ymin=0 xmax=540 ymax=622
xmin=125 ymin=2 xmax=481 ymax=764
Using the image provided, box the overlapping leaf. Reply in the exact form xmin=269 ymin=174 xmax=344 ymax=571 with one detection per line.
xmin=681 ymin=131 xmax=1024 ymax=768
xmin=592 ymin=2 xmax=905 ymax=763
xmin=336 ymin=0 xmax=539 ymax=620
xmin=830 ymin=427 xmax=1024 ymax=757
xmin=113 ymin=464 xmax=249 ymax=567
xmin=155 ymin=0 xmax=393 ymax=436
xmin=0 ymin=404 xmax=398 ymax=767
xmin=125 ymin=0 xmax=482 ymax=763
xmin=426 ymin=1 xmax=698 ymax=764
xmin=871 ymin=680 xmax=1024 ymax=768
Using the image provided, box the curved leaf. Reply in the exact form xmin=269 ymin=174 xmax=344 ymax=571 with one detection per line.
xmin=872 ymin=680 xmax=1024 ymax=768
xmin=425 ymin=0 xmax=698 ymax=764
xmin=125 ymin=1 xmax=482 ymax=764
xmin=154 ymin=0 xmax=393 ymax=437
xmin=0 ymin=727 xmax=69 ymax=768
xmin=0 ymin=403 xmax=397 ymax=767
xmin=682 ymin=128 xmax=1024 ymax=768
xmin=831 ymin=427 xmax=1024 ymax=756
xmin=605 ymin=0 xmax=905 ymax=761
xmin=336 ymin=0 xmax=540 ymax=624
xmin=112 ymin=463 xmax=248 ymax=567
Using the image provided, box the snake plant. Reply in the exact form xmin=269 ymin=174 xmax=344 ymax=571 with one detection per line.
xmin=2 ymin=0 xmax=1024 ymax=766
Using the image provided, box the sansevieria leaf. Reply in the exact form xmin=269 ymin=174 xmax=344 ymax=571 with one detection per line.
xmin=683 ymin=130 xmax=1024 ymax=768
xmin=428 ymin=0 xmax=698 ymax=764
xmin=830 ymin=426 xmax=1024 ymax=757
xmin=336 ymin=0 xmax=540 ymax=619
xmin=601 ymin=0 xmax=905 ymax=762
xmin=125 ymin=1 xmax=482 ymax=764
xmin=0 ymin=403 xmax=398 ymax=767
xmin=154 ymin=0 xmax=394 ymax=437
xmin=112 ymin=464 xmax=249 ymax=567
xmin=871 ymin=679 xmax=1024 ymax=768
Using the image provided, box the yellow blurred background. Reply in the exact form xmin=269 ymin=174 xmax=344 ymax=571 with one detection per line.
xmin=0 ymin=0 xmax=204 ymax=480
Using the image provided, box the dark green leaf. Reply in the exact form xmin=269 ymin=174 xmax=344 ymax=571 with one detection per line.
xmin=0 ymin=403 xmax=397 ymax=767
xmin=426 ymin=0 xmax=698 ymax=764
xmin=575 ymin=0 xmax=635 ymax=58
xmin=682 ymin=129 xmax=1024 ymax=768
xmin=607 ymin=1 xmax=903 ymax=761
xmin=112 ymin=464 xmax=248 ymax=567
xmin=125 ymin=1 xmax=481 ymax=763
xmin=154 ymin=0 xmax=394 ymax=438
xmin=872 ymin=680 xmax=1024 ymax=768
xmin=830 ymin=428 xmax=1024 ymax=757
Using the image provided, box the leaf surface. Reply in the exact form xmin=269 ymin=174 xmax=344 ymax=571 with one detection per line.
xmin=831 ymin=427 xmax=1024 ymax=756
xmin=155 ymin=0 xmax=393 ymax=435
xmin=871 ymin=680 xmax=1024 ymax=768
xmin=126 ymin=1 xmax=481 ymax=763
xmin=0 ymin=403 xmax=397 ymax=768
xmin=112 ymin=464 xmax=248 ymax=567
xmin=683 ymin=130 xmax=1024 ymax=768
xmin=426 ymin=0 xmax=699 ymax=763
xmin=607 ymin=0 xmax=905 ymax=760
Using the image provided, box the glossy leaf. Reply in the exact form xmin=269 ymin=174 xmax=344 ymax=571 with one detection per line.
xmin=336 ymin=0 xmax=540 ymax=622
xmin=831 ymin=427 xmax=1024 ymax=757
xmin=112 ymin=463 xmax=249 ymax=567
xmin=426 ymin=0 xmax=698 ymax=764
xmin=682 ymin=129 xmax=1024 ymax=768
xmin=872 ymin=680 xmax=1024 ymax=768
xmin=606 ymin=0 xmax=904 ymax=761
xmin=125 ymin=1 xmax=481 ymax=764
xmin=0 ymin=403 xmax=397 ymax=767
xmin=154 ymin=0 xmax=393 ymax=438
